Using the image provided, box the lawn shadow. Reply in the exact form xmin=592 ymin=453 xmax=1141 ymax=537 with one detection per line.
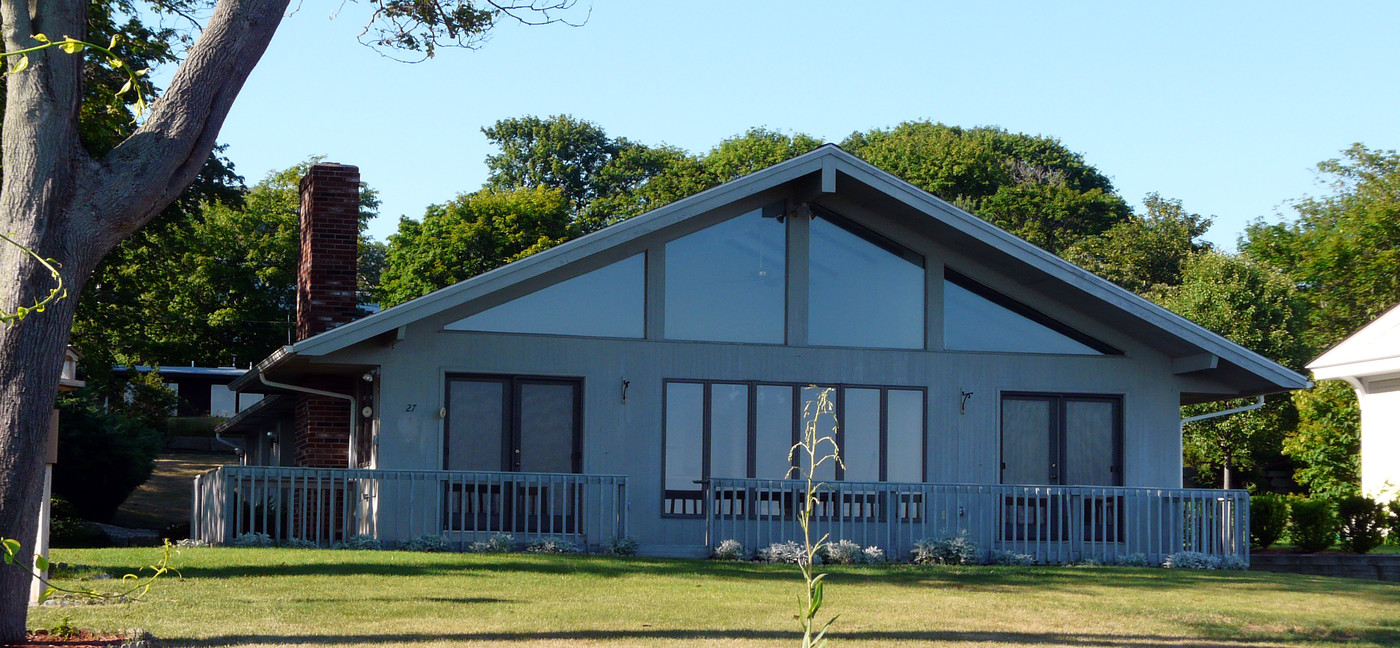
xmin=85 ymin=552 xmax=1400 ymax=604
xmin=172 ymin=628 xmax=1399 ymax=647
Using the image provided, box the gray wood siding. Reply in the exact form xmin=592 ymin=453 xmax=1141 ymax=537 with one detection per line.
xmin=311 ymin=182 xmax=1198 ymax=547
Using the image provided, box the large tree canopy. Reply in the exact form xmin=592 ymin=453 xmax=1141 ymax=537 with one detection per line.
xmin=841 ymin=121 xmax=1132 ymax=253
xmin=1239 ymin=143 xmax=1400 ymax=495
xmin=0 ymin=0 xmax=580 ymax=636
xmin=1063 ymin=193 xmax=1213 ymax=297
xmin=413 ymin=116 xmax=1131 ymax=305
xmin=380 ymin=185 xmax=571 ymax=307
xmin=1241 ymin=143 xmax=1400 ymax=352
xmin=1164 ymin=252 xmax=1307 ymax=489
xmin=73 ymin=159 xmax=381 ymax=369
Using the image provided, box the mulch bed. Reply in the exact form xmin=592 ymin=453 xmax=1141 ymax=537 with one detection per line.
xmin=4 ymin=630 xmax=152 ymax=648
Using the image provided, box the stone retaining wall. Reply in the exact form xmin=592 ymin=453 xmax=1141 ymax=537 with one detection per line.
xmin=1250 ymin=553 xmax=1400 ymax=581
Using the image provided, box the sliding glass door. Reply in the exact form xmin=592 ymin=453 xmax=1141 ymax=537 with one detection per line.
xmin=445 ymin=375 xmax=581 ymax=473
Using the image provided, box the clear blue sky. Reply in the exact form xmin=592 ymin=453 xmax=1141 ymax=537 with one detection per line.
xmin=204 ymin=1 xmax=1400 ymax=249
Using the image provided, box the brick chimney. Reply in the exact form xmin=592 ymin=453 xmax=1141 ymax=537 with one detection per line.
xmin=296 ymin=163 xmax=361 ymax=342
xmin=292 ymin=163 xmax=360 ymax=468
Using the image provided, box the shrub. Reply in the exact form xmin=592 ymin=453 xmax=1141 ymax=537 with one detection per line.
xmin=1388 ymin=499 xmax=1400 ymax=545
xmin=1221 ymin=555 xmax=1249 ymax=570
xmin=1288 ymin=497 xmax=1338 ymax=553
xmin=281 ymin=538 xmax=317 ymax=549
xmin=603 ymin=536 xmax=639 ymax=557
xmin=823 ymin=539 xmax=865 ymax=565
xmin=1112 ymin=553 xmax=1152 ymax=567
xmin=467 ymin=533 xmax=515 ymax=553
xmin=1337 ymin=496 xmax=1386 ymax=554
xmin=1250 ymin=493 xmax=1289 ymax=549
xmin=712 ymin=539 xmax=746 ymax=561
xmin=988 ymin=550 xmax=1034 ymax=566
xmin=1163 ymin=551 xmax=1220 ymax=570
xmin=524 ymin=538 xmax=582 ymax=554
xmin=862 ymin=546 xmax=886 ymax=564
xmin=332 ymin=535 xmax=382 ymax=550
xmin=52 ymin=396 xmax=164 ymax=522
xmin=229 ymin=532 xmax=274 ymax=548
xmin=911 ymin=531 xmax=979 ymax=566
xmin=48 ymin=497 xmax=111 ymax=548
xmin=401 ymin=535 xmax=451 ymax=552
xmin=758 ymin=541 xmax=808 ymax=564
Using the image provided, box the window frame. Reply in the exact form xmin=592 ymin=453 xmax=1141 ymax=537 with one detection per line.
xmin=806 ymin=205 xmax=928 ymax=350
xmin=945 ymin=267 xmax=1122 ymax=356
xmin=663 ymin=203 xmax=789 ymax=344
xmin=661 ymin=379 xmax=929 ymax=519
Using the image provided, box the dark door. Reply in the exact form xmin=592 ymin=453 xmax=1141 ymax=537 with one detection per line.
xmin=444 ymin=375 xmax=582 ymax=473
xmin=1000 ymin=393 xmax=1123 ymax=544
xmin=1000 ymin=393 xmax=1121 ymax=486
xmin=443 ymin=375 xmax=582 ymax=534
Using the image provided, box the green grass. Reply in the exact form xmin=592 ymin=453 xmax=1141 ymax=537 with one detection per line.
xmin=28 ymin=547 xmax=1400 ymax=647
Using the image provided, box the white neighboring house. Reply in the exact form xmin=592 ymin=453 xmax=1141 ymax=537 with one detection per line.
xmin=1307 ymin=303 xmax=1400 ymax=499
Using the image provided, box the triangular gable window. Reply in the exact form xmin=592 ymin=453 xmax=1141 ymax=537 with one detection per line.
xmin=445 ymin=254 xmax=645 ymax=338
xmin=807 ymin=208 xmax=925 ymax=349
xmin=943 ymin=269 xmax=1116 ymax=355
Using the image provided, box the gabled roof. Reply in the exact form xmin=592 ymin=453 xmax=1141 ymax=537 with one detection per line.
xmin=233 ymin=145 xmax=1308 ymax=399
xmin=1308 ymin=302 xmax=1400 ymax=381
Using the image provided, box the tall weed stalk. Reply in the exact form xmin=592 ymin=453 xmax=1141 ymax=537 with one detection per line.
xmin=789 ymin=387 xmax=843 ymax=648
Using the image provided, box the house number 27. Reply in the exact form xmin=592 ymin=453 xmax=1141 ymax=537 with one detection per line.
xmin=404 ymin=404 xmax=418 ymax=412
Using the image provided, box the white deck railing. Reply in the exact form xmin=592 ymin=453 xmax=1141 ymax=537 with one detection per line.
xmin=705 ymin=478 xmax=1249 ymax=566
xmin=191 ymin=466 xmax=629 ymax=550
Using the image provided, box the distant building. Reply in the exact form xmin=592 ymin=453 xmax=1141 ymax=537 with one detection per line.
xmin=111 ymin=365 xmax=263 ymax=418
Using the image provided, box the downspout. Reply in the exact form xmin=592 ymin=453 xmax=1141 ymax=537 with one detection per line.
xmin=212 ymin=429 xmax=244 ymax=464
xmin=1179 ymin=395 xmax=1266 ymax=490
xmin=259 ymin=373 xmax=358 ymax=469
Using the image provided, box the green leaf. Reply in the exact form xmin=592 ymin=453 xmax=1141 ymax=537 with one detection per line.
xmin=32 ymin=33 xmax=48 ymax=43
xmin=117 ymin=79 xmax=132 ymax=95
xmin=59 ymin=41 xmax=83 ymax=54
xmin=108 ymin=34 xmax=119 ymax=49
xmin=37 ymin=587 xmax=54 ymax=604
xmin=34 ymin=554 xmax=49 ymax=572
xmin=2 ymin=538 xmax=20 ymax=563
xmin=10 ymin=54 xmax=28 ymax=75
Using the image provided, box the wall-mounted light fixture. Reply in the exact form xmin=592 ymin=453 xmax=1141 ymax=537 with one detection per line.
xmin=621 ymin=379 xmax=631 ymax=404
xmin=960 ymin=390 xmax=974 ymax=415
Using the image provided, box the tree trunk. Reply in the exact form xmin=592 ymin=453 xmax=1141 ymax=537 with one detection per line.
xmin=0 ymin=269 xmax=86 ymax=640
xmin=0 ymin=0 xmax=288 ymax=637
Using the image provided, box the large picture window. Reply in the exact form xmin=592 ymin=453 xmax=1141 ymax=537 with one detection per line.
xmin=665 ymin=206 xmax=787 ymax=343
xmin=446 ymin=254 xmax=645 ymax=338
xmin=944 ymin=268 xmax=1118 ymax=355
xmin=663 ymin=380 xmax=927 ymax=517
xmin=808 ymin=209 xmax=925 ymax=349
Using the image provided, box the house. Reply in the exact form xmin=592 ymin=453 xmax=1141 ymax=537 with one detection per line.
xmin=111 ymin=365 xmax=263 ymax=419
xmin=195 ymin=148 xmax=1307 ymax=563
xmin=1306 ymin=303 xmax=1400 ymax=499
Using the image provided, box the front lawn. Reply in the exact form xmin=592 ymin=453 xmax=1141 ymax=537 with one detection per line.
xmin=28 ymin=547 xmax=1400 ymax=647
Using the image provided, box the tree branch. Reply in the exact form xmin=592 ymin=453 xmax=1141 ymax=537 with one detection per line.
xmin=77 ymin=0 xmax=289 ymax=252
